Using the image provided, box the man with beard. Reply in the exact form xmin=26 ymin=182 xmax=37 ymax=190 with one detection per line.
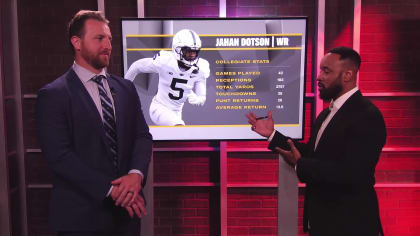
xmin=36 ymin=10 xmax=153 ymax=236
xmin=246 ymin=47 xmax=386 ymax=236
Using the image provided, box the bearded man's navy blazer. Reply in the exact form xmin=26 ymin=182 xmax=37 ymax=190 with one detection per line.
xmin=36 ymin=68 xmax=153 ymax=231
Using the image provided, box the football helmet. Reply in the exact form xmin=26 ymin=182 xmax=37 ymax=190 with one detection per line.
xmin=172 ymin=29 xmax=201 ymax=67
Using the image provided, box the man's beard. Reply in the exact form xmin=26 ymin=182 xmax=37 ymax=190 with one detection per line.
xmin=319 ymin=72 xmax=343 ymax=101
xmin=81 ymin=46 xmax=110 ymax=70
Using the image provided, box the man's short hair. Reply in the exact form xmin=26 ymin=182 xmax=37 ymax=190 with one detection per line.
xmin=67 ymin=10 xmax=109 ymax=53
xmin=328 ymin=46 xmax=361 ymax=70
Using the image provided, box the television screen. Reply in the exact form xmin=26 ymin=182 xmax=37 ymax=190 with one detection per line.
xmin=121 ymin=17 xmax=307 ymax=141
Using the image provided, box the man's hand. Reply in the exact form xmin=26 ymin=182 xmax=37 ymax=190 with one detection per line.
xmin=111 ymin=173 xmax=143 ymax=207
xmin=245 ymin=110 xmax=275 ymax=138
xmin=124 ymin=194 xmax=147 ymax=219
xmin=275 ymin=139 xmax=301 ymax=167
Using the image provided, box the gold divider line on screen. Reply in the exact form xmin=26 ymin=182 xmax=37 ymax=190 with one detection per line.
xmin=127 ymin=47 xmax=302 ymax=51
xmin=149 ymin=124 xmax=299 ymax=128
xmin=126 ymin=33 xmax=303 ymax=37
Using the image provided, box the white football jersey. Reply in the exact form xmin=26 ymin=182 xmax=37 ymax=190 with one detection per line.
xmin=125 ymin=50 xmax=210 ymax=111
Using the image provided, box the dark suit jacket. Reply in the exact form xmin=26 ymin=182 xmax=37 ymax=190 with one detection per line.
xmin=36 ymin=69 xmax=153 ymax=232
xmin=269 ymin=91 xmax=386 ymax=236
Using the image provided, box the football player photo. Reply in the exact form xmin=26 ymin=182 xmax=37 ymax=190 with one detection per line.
xmin=125 ymin=29 xmax=210 ymax=126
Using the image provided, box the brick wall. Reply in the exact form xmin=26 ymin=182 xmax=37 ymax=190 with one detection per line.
xmin=228 ymin=153 xmax=278 ymax=184
xmin=154 ymin=187 xmax=220 ymax=235
xmin=373 ymin=97 xmax=420 ymax=147
xmin=377 ymin=188 xmax=420 ymax=236
xmin=228 ymin=188 xmax=278 ymax=235
xmin=105 ymin=0 xmax=138 ymax=76
xmin=325 ymin=0 xmax=353 ymax=51
xmin=360 ymin=1 xmax=420 ymax=235
xmin=154 ymin=152 xmax=219 ymax=183
xmin=360 ymin=1 xmax=420 ymax=92
xmin=376 ymin=151 xmax=420 ymax=183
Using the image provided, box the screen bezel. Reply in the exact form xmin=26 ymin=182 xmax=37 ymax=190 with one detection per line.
xmin=120 ymin=17 xmax=308 ymax=142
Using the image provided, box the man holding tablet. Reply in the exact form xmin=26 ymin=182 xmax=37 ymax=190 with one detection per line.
xmin=247 ymin=47 xmax=386 ymax=236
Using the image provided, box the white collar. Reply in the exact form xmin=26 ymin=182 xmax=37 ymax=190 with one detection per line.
xmin=330 ymin=87 xmax=359 ymax=111
xmin=72 ymin=61 xmax=107 ymax=83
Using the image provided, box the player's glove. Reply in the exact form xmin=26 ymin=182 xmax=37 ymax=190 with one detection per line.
xmin=187 ymin=93 xmax=206 ymax=106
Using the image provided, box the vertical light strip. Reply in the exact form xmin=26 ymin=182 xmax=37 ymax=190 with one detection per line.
xmin=219 ymin=0 xmax=226 ymax=17
xmin=142 ymin=157 xmax=154 ymax=236
xmin=277 ymin=158 xmax=298 ymax=236
xmin=97 ymin=0 xmax=105 ymax=15
xmin=137 ymin=0 xmax=145 ymax=18
xmin=353 ymin=0 xmax=361 ymax=86
xmin=315 ymin=0 xmax=326 ymax=116
xmin=135 ymin=0 xmax=149 ymax=234
xmin=220 ymin=141 xmax=228 ymax=236
xmin=11 ymin=0 xmax=28 ymax=235
xmin=219 ymin=2 xmax=227 ymax=235
xmin=0 ymin=1 xmax=12 ymax=234
xmin=97 ymin=0 xmax=106 ymax=71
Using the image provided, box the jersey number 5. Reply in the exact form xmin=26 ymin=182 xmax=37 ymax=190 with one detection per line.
xmin=169 ymin=78 xmax=188 ymax=100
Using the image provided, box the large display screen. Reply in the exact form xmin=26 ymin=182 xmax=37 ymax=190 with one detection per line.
xmin=121 ymin=18 xmax=307 ymax=141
